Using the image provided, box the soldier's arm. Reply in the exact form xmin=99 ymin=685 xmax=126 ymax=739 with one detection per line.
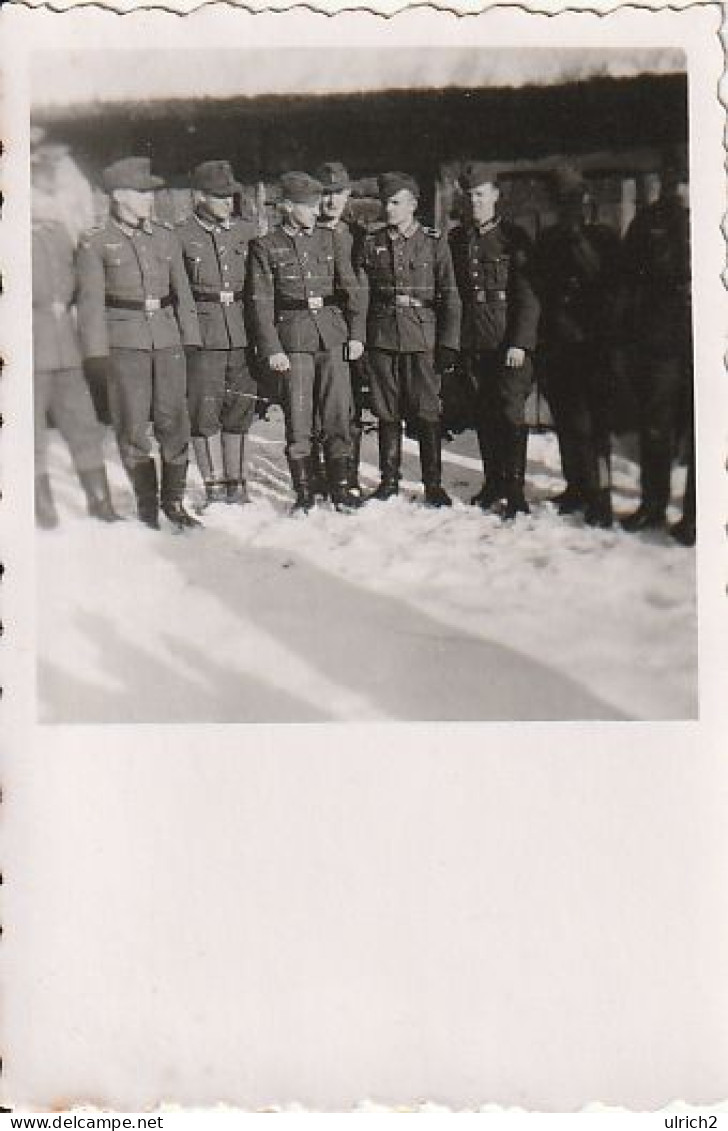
xmin=507 ymin=227 xmax=541 ymax=351
xmin=334 ymin=228 xmax=368 ymax=342
xmin=245 ymin=239 xmax=284 ymax=360
xmin=434 ymin=236 xmax=462 ymax=352
xmin=75 ymin=237 xmax=110 ymax=359
xmin=167 ymin=230 xmax=202 ymax=348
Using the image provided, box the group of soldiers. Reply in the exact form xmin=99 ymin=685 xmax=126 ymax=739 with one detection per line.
xmin=32 ymin=142 xmax=695 ymax=546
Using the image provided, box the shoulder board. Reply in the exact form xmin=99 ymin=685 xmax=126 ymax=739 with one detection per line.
xmin=421 ymin=225 xmax=441 ymax=239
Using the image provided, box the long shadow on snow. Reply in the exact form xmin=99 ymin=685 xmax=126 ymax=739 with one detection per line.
xmin=151 ymin=522 xmax=628 ymax=723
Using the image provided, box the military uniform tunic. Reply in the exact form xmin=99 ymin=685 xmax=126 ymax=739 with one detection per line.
xmin=76 ymin=217 xmax=201 ymax=470
xmin=176 ymin=212 xmax=258 ymax=437
xmin=355 ymin=222 xmax=461 ymax=423
xmin=533 ymin=220 xmax=621 ymax=498
xmin=246 ymin=223 xmax=366 ymax=461
xmin=620 ymin=197 xmax=693 ymax=513
xmin=32 ymin=218 xmax=104 ymax=477
xmin=449 ymin=217 xmax=540 ymax=452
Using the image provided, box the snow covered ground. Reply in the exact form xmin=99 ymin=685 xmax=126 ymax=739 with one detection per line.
xmin=37 ymin=413 xmax=697 ymax=723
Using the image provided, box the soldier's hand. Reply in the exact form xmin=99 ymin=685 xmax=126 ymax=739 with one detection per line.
xmin=505 ymin=347 xmax=526 ymax=369
xmin=269 ymin=352 xmax=291 ymax=373
xmin=347 ymin=339 xmax=365 ymax=362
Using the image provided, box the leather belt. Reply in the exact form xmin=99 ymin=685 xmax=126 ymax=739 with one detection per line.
xmin=278 ymin=295 xmax=338 ymax=312
xmin=474 ymin=288 xmax=507 ymax=304
xmin=193 ymin=289 xmax=243 ymax=306
xmin=106 ymin=295 xmax=173 ymax=313
xmin=375 ymin=294 xmax=435 ymax=311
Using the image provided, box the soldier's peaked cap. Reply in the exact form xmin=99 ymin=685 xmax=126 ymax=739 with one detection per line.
xmin=103 ymin=157 xmax=165 ymax=193
xmin=315 ymin=161 xmax=351 ymax=191
xmin=192 ymin=160 xmax=242 ymax=196
xmin=280 ymin=171 xmax=323 ymax=204
xmin=378 ymin=172 xmax=419 ymax=201
xmin=459 ymin=162 xmax=499 ymax=191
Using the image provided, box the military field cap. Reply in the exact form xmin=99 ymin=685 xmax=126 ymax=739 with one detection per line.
xmin=315 ymin=161 xmax=351 ymax=192
xmin=459 ymin=162 xmax=499 ymax=192
xmin=550 ymin=166 xmax=587 ymax=200
xmin=280 ymin=171 xmax=324 ymax=204
xmin=192 ymin=160 xmax=242 ymax=196
xmin=102 ymin=157 xmax=165 ymax=193
xmin=378 ymin=172 xmax=420 ymax=202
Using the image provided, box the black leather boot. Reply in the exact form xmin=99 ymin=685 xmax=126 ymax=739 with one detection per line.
xmin=289 ymin=455 xmax=315 ymax=514
xmin=622 ymin=438 xmax=669 ymax=532
xmin=130 ymin=459 xmax=160 ymax=530
xmin=369 ymin=422 xmax=402 ymax=501
xmin=471 ymin=425 xmax=505 ymax=509
xmin=501 ymin=426 xmax=530 ymax=521
xmin=551 ymin=485 xmax=586 ymax=515
xmin=78 ymin=467 xmax=123 ymax=523
xmin=327 ymin=455 xmax=363 ymax=513
xmin=35 ymin=474 xmax=59 ymax=530
xmin=348 ymin=427 xmax=363 ymax=497
xmin=584 ymin=488 xmax=613 ymax=528
xmin=192 ymin=436 xmax=226 ymax=508
xmin=310 ymin=437 xmax=329 ymax=500
xmin=160 ymin=462 xmax=202 ymax=530
xmin=418 ymin=420 xmax=452 ymax=508
xmin=222 ymin=432 xmax=251 ymax=505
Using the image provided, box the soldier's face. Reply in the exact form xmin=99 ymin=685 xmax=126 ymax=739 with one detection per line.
xmin=113 ymin=188 xmax=154 ymax=224
xmin=384 ymin=189 xmax=417 ymax=229
xmin=469 ymin=182 xmax=500 ymax=225
xmin=288 ymin=199 xmax=320 ymax=231
xmin=200 ymin=193 xmax=234 ymax=222
xmin=320 ymin=188 xmax=350 ymax=223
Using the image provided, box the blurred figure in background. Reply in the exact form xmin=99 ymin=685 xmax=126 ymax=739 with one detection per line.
xmin=533 ymin=168 xmax=621 ymax=528
xmin=31 ymin=141 xmax=121 ymax=529
xmin=449 ymin=163 xmax=540 ymax=520
xmin=176 ymin=160 xmax=259 ymax=508
xmin=619 ymin=151 xmax=694 ymax=544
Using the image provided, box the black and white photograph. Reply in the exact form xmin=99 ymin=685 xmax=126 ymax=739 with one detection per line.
xmin=2 ymin=0 xmax=727 ymax=1115
xmin=27 ymin=29 xmax=700 ymax=723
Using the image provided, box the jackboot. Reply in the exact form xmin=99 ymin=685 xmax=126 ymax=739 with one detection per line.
xmin=418 ymin=420 xmax=452 ymax=508
xmin=130 ymin=459 xmax=160 ymax=530
xmin=622 ymin=437 xmax=670 ymax=532
xmin=78 ymin=467 xmax=123 ymax=523
xmin=35 ymin=474 xmax=59 ymax=530
xmin=310 ymin=436 xmax=329 ymax=500
xmin=500 ymin=426 xmax=530 ymax=521
xmin=160 ymin=462 xmax=202 ymax=530
xmin=551 ymin=485 xmax=586 ymax=515
xmin=327 ymin=455 xmax=363 ymax=513
xmin=289 ymin=455 xmax=315 ymax=514
xmin=369 ymin=421 xmax=402 ymax=501
xmin=348 ymin=427 xmax=363 ymax=497
xmin=192 ymin=436 xmax=226 ymax=507
xmin=222 ymin=432 xmax=251 ymax=505
xmin=471 ymin=425 xmax=505 ymax=509
xmin=584 ymin=488 xmax=613 ymax=529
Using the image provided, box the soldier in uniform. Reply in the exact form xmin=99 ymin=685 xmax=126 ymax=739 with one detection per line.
xmin=449 ymin=163 xmax=541 ymax=519
xmin=176 ymin=160 xmax=258 ymax=507
xmin=355 ymin=172 xmax=462 ymax=507
xmin=245 ymin=171 xmax=366 ymax=513
xmin=76 ymin=157 xmax=203 ymax=531
xmin=313 ymin=160 xmax=368 ymax=501
xmin=533 ymin=168 xmax=621 ymax=528
xmin=32 ymin=143 xmax=121 ymax=529
xmin=619 ymin=153 xmax=694 ymax=543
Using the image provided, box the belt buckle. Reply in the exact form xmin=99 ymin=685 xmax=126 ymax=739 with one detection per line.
xmin=220 ymin=290 xmax=234 ymax=306
xmin=395 ymin=293 xmax=410 ymax=308
xmin=144 ymin=297 xmax=161 ymax=313
xmin=307 ymin=296 xmax=324 ymax=311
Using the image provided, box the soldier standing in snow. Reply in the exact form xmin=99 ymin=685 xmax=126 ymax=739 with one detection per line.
xmin=449 ymin=163 xmax=541 ymax=520
xmin=246 ymin=171 xmax=367 ymax=514
xmin=176 ymin=160 xmax=259 ymax=508
xmin=32 ymin=142 xmax=121 ymax=530
xmin=76 ymin=157 xmax=203 ymax=531
xmin=355 ymin=172 xmax=462 ymax=507
xmin=533 ymin=168 xmax=621 ymax=528
xmin=619 ymin=152 xmax=694 ymax=545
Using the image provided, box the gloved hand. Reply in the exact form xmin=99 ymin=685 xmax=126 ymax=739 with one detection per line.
xmin=436 ymin=346 xmax=459 ymax=372
xmin=269 ymin=352 xmax=291 ymax=373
